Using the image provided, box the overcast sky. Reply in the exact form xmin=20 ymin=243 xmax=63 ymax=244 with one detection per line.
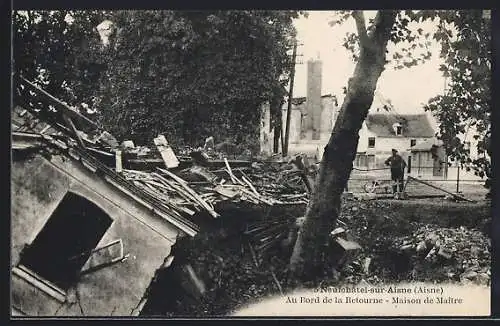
xmin=292 ymin=11 xmax=446 ymax=116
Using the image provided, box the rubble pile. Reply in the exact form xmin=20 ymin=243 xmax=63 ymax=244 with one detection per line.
xmin=390 ymin=225 xmax=491 ymax=285
xmin=121 ymin=156 xmax=309 ymax=212
xmin=333 ymin=199 xmax=491 ymax=287
xmin=141 ymin=204 xmax=301 ymax=317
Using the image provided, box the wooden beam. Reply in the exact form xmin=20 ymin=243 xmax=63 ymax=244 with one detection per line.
xmin=153 ymin=135 xmax=180 ymax=169
xmin=115 ymin=150 xmax=123 ymax=173
xmin=62 ymin=114 xmax=86 ymax=149
xmin=17 ymin=76 xmax=100 ymax=130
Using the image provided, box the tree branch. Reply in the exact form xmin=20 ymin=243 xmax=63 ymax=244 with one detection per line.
xmin=352 ymin=10 xmax=369 ymax=47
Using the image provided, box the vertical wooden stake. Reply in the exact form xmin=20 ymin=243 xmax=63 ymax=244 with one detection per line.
xmin=115 ymin=150 xmax=122 ymax=173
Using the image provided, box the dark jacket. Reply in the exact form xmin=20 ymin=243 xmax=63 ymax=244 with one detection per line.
xmin=385 ymin=154 xmax=407 ymax=174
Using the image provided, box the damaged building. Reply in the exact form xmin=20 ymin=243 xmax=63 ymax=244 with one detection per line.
xmin=260 ymin=58 xmax=339 ymax=158
xmin=11 ymin=76 xmax=199 ymax=316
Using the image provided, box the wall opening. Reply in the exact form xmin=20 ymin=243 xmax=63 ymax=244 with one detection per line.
xmin=19 ymin=192 xmax=113 ymax=290
xmin=392 ymin=123 xmax=402 ymax=136
xmin=368 ymin=137 xmax=375 ymax=148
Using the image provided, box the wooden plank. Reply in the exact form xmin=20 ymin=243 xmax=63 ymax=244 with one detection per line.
xmin=12 ymin=266 xmax=66 ymax=303
xmin=150 ymin=172 xmax=197 ymax=203
xmin=62 ymin=114 xmax=86 ymax=148
xmin=18 ymin=76 xmax=100 ymax=129
xmin=80 ymin=239 xmax=125 ymax=274
xmin=68 ymin=148 xmax=81 ymax=161
xmin=158 ymin=168 xmax=219 ymax=218
xmin=242 ymin=175 xmax=259 ymax=196
xmin=103 ymin=175 xmax=198 ymax=237
xmin=115 ymin=150 xmax=123 ymax=173
xmin=223 ymin=158 xmax=245 ymax=185
xmin=39 ymin=124 xmax=51 ymax=134
xmin=81 ymin=158 xmax=98 ymax=173
xmin=153 ymin=135 xmax=180 ymax=169
xmin=270 ymin=270 xmax=284 ymax=295
xmin=87 ymin=147 xmax=114 ymax=157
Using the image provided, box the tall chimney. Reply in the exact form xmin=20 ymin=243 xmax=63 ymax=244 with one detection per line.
xmin=306 ymin=58 xmax=322 ymax=140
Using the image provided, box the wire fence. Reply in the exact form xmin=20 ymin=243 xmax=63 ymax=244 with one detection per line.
xmin=346 ymin=165 xmax=486 ymax=198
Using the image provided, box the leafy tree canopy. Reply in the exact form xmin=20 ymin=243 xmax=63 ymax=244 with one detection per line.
xmin=96 ymin=10 xmax=300 ymax=147
xmin=13 ymin=10 xmax=301 ymax=150
xmin=13 ymin=10 xmax=110 ymax=107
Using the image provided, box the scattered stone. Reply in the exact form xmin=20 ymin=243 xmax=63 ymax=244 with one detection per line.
xmin=295 ymin=216 xmax=306 ymax=227
xmin=400 ymin=244 xmax=413 ymax=252
xmin=416 ymin=241 xmax=427 ymax=253
xmin=357 ymin=278 xmax=371 ymax=287
xmin=343 ymin=192 xmax=354 ymax=200
xmin=437 ymin=247 xmax=453 ymax=260
xmin=363 ymin=257 xmax=372 ymax=274
xmin=121 ymin=140 xmax=135 ymax=150
xmin=336 ymin=238 xmax=362 ymax=251
xmin=425 ymin=232 xmax=439 ymax=247
xmin=476 ymin=273 xmax=490 ymax=285
xmin=461 ymin=270 xmax=478 ymax=280
xmin=330 ymin=227 xmax=346 ymax=237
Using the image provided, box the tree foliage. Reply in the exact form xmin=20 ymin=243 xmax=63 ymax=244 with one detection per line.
xmin=424 ymin=11 xmax=491 ymax=186
xmin=96 ymin=10 xmax=298 ymax=147
xmin=13 ymin=10 xmax=109 ymax=108
xmin=13 ymin=10 xmax=299 ymax=150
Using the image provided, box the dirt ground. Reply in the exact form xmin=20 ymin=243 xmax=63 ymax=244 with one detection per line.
xmin=141 ymin=195 xmax=491 ymax=317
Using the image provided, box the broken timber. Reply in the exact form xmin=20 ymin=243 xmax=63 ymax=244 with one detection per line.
xmin=407 ymin=176 xmax=475 ymax=202
xmin=157 ymin=168 xmax=220 ymax=218
xmin=153 ymin=135 xmax=180 ymax=169
xmin=16 ymin=76 xmax=101 ymax=131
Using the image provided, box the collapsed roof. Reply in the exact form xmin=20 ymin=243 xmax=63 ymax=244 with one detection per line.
xmin=12 ymin=76 xmax=310 ymax=239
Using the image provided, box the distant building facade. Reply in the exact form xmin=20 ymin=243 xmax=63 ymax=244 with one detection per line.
xmin=355 ymin=113 xmax=435 ymax=170
xmin=260 ymin=58 xmax=339 ymax=158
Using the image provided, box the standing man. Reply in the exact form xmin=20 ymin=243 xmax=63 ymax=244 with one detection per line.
xmin=385 ymin=149 xmax=407 ymax=195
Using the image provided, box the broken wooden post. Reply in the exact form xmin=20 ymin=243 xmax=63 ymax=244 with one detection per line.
xmin=289 ymin=154 xmax=314 ymax=194
xmin=121 ymin=140 xmax=135 ymax=151
xmin=115 ymin=150 xmax=123 ymax=173
xmin=62 ymin=114 xmax=86 ymax=148
xmin=204 ymin=136 xmax=214 ymax=151
xmin=154 ymin=135 xmax=180 ymax=169
xmin=178 ymin=264 xmax=206 ymax=300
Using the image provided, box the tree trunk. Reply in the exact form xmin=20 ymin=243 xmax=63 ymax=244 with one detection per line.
xmin=273 ymin=118 xmax=281 ymax=153
xmin=288 ymin=10 xmax=397 ymax=280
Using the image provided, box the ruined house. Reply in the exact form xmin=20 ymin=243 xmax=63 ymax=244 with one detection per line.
xmin=11 ymin=77 xmax=199 ymax=316
xmin=260 ymin=58 xmax=339 ymax=158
